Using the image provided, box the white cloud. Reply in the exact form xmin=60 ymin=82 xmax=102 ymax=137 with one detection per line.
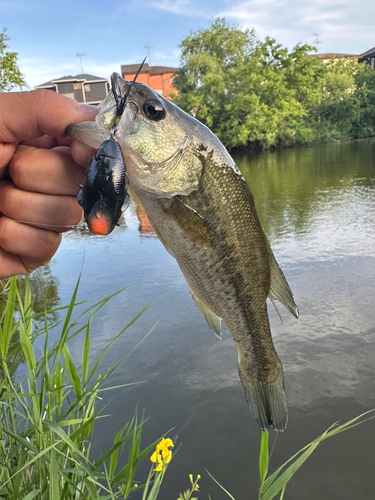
xmin=150 ymin=0 xmax=207 ymax=16
xmin=214 ymin=0 xmax=375 ymax=53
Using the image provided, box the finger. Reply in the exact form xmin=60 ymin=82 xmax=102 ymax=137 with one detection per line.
xmin=0 ymin=180 xmax=82 ymax=231
xmin=9 ymin=145 xmax=85 ymax=195
xmin=0 ymin=247 xmax=30 ymax=278
xmin=21 ymin=135 xmax=74 ymax=149
xmin=0 ymin=143 xmax=17 ymax=178
xmin=21 ymin=135 xmax=58 ymax=149
xmin=57 ymin=136 xmax=74 ymax=147
xmin=0 ymin=217 xmax=62 ymax=277
xmin=71 ymin=139 xmax=97 ymax=167
xmin=0 ymin=90 xmax=97 ymax=144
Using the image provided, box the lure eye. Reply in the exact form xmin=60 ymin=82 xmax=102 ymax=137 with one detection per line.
xmin=143 ymin=99 xmax=166 ymax=122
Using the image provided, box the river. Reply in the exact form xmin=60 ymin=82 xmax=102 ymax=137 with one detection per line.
xmin=27 ymin=139 xmax=375 ymax=499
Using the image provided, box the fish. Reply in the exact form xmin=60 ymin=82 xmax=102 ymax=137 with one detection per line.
xmin=67 ymin=74 xmax=299 ymax=431
xmin=77 ymin=138 xmax=130 ymax=235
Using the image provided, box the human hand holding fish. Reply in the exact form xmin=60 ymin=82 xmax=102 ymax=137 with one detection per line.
xmin=0 ymin=90 xmax=97 ymax=279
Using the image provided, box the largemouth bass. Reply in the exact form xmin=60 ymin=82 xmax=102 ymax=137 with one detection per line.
xmin=68 ymin=74 xmax=298 ymax=431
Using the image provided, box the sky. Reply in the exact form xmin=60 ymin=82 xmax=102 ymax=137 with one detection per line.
xmin=2 ymin=0 xmax=375 ymax=89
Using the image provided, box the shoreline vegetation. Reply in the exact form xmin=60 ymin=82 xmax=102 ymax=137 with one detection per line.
xmin=171 ymin=19 xmax=375 ymax=153
xmin=0 ymin=276 xmax=373 ymax=499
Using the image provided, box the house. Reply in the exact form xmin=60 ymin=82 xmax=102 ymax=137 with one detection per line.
xmin=35 ymin=74 xmax=109 ymax=105
xmin=358 ymin=47 xmax=375 ymax=68
xmin=120 ymin=63 xmax=178 ymax=99
xmin=311 ymin=53 xmax=359 ymax=64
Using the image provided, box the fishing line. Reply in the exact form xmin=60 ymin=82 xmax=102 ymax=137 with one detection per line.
xmin=117 ymin=56 xmax=147 ymax=117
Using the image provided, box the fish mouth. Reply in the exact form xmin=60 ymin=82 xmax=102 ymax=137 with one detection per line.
xmin=111 ymin=72 xmax=129 ymax=101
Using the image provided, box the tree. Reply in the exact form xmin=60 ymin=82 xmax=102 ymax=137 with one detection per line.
xmin=0 ymin=28 xmax=25 ymax=92
xmin=173 ymin=18 xmax=375 ymax=149
xmin=173 ymin=19 xmax=322 ymax=150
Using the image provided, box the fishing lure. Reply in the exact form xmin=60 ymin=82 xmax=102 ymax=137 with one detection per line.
xmin=77 ymin=58 xmax=146 ymax=235
xmin=76 ymin=136 xmax=130 ymax=235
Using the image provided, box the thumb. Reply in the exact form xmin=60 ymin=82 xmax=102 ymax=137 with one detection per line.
xmin=0 ymin=89 xmax=97 ymax=143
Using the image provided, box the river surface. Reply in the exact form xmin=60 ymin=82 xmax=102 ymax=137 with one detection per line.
xmin=29 ymin=140 xmax=375 ymax=499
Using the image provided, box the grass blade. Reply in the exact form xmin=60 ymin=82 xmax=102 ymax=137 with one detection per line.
xmin=259 ymin=431 xmax=269 ymax=484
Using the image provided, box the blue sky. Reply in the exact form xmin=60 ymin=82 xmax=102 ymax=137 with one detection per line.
xmin=3 ymin=0 xmax=375 ymax=89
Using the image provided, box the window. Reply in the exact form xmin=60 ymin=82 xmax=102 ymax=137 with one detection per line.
xmin=74 ymin=83 xmax=81 ymax=90
xmin=85 ymin=84 xmax=91 ymax=92
xmin=164 ymin=78 xmax=169 ymax=83
xmin=64 ymin=93 xmax=75 ymax=100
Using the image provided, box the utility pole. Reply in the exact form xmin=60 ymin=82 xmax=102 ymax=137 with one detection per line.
xmin=144 ymin=42 xmax=153 ymax=66
xmin=313 ymin=34 xmax=322 ymax=51
xmin=76 ymin=53 xmax=86 ymax=74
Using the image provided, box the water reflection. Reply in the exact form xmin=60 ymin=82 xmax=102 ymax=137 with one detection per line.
xmin=132 ymin=194 xmax=156 ymax=238
xmin=0 ymin=265 xmax=60 ymax=321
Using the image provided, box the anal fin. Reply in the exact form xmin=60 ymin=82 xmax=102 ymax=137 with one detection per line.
xmin=190 ymin=291 xmax=222 ymax=339
xmin=268 ymin=249 xmax=299 ymax=319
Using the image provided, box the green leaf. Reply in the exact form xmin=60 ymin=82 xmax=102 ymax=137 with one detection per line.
xmin=259 ymin=431 xmax=269 ymax=484
xmin=206 ymin=470 xmax=236 ymax=500
xmin=23 ymin=490 xmax=42 ymax=500
xmin=63 ymin=345 xmax=82 ymax=399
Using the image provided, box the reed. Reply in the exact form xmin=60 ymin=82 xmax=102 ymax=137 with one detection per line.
xmin=0 ymin=276 xmax=165 ymax=500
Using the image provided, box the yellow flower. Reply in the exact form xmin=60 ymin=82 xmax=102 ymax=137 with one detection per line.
xmin=156 ymin=438 xmax=174 ymax=452
xmin=154 ymin=462 xmax=163 ymax=472
xmin=150 ymin=438 xmax=174 ymax=472
xmin=162 ymin=448 xmax=172 ymax=463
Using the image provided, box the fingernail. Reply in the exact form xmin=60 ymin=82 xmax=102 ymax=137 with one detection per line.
xmin=79 ymin=103 xmax=98 ymax=116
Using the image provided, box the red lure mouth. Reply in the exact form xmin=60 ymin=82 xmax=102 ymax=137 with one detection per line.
xmin=87 ymin=210 xmax=113 ymax=236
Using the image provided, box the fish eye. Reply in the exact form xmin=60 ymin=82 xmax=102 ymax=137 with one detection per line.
xmin=143 ymin=99 xmax=166 ymax=122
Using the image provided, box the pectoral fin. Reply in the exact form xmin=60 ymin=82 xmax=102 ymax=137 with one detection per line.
xmin=121 ymin=194 xmax=131 ymax=212
xmin=268 ymin=249 xmax=299 ymax=319
xmin=162 ymin=197 xmax=211 ymax=247
xmin=190 ymin=290 xmax=222 ymax=339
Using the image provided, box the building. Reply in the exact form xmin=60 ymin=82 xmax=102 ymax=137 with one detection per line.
xmin=121 ymin=63 xmax=177 ymax=99
xmin=358 ymin=47 xmax=375 ymax=68
xmin=311 ymin=53 xmax=359 ymax=64
xmin=35 ymin=74 xmax=109 ymax=105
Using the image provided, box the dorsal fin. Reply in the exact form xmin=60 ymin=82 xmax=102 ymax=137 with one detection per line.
xmin=190 ymin=290 xmax=222 ymax=339
xmin=268 ymin=249 xmax=299 ymax=319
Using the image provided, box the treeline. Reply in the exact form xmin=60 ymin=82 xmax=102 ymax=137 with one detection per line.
xmin=171 ymin=19 xmax=375 ymax=151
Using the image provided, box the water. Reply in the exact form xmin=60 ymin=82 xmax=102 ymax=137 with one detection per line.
xmin=30 ymin=140 xmax=375 ymax=498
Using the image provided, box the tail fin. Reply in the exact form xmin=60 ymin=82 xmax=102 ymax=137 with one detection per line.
xmin=239 ymin=364 xmax=288 ymax=432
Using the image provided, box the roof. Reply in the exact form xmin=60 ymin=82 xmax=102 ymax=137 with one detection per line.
xmin=121 ymin=63 xmax=178 ymax=75
xmin=312 ymin=53 xmax=359 ymax=59
xmin=36 ymin=74 xmax=108 ymax=87
xmin=359 ymin=46 xmax=375 ymax=59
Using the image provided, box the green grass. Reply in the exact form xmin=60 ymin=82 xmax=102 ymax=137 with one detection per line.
xmin=0 ymin=276 xmax=165 ymax=500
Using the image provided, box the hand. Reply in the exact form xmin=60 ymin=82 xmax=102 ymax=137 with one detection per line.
xmin=0 ymin=90 xmax=97 ymax=279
